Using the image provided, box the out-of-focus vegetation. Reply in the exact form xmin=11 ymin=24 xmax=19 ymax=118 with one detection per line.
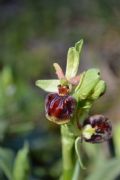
xmin=0 ymin=0 xmax=120 ymax=179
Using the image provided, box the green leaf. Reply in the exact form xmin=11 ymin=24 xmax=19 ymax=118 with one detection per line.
xmin=0 ymin=147 xmax=14 ymax=180
xmin=86 ymin=158 xmax=120 ymax=180
xmin=35 ymin=79 xmax=60 ymax=92
xmin=65 ymin=40 xmax=83 ymax=79
xmin=13 ymin=143 xmax=30 ymax=180
xmin=75 ymin=137 xmax=86 ymax=169
xmin=74 ymin=69 xmax=101 ymax=100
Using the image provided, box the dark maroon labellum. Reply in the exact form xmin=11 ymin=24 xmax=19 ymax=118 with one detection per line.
xmin=45 ymin=85 xmax=76 ymax=124
xmin=82 ymin=115 xmax=112 ymax=143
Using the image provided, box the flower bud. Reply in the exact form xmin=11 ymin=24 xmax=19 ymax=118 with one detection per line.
xmin=45 ymin=85 xmax=76 ymax=124
xmin=82 ymin=115 xmax=112 ymax=143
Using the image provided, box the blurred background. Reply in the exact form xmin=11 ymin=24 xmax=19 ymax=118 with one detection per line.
xmin=0 ymin=0 xmax=120 ymax=179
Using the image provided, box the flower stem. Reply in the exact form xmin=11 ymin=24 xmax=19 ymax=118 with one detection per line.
xmin=61 ymin=125 xmax=75 ymax=180
xmin=72 ymin=161 xmax=80 ymax=180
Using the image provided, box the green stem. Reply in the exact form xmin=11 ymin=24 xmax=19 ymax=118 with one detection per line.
xmin=72 ymin=161 xmax=80 ymax=180
xmin=61 ymin=125 xmax=75 ymax=180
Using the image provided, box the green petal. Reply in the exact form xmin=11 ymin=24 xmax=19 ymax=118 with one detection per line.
xmin=74 ymin=68 xmax=100 ymax=100
xmin=65 ymin=39 xmax=83 ymax=79
xmin=35 ymin=79 xmax=59 ymax=92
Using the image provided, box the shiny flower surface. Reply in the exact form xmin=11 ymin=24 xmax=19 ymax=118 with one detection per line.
xmin=45 ymin=85 xmax=76 ymax=124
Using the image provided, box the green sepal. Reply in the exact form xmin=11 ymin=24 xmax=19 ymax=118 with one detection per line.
xmin=74 ymin=69 xmax=101 ymax=101
xmin=35 ymin=79 xmax=60 ymax=92
xmin=65 ymin=40 xmax=83 ymax=79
